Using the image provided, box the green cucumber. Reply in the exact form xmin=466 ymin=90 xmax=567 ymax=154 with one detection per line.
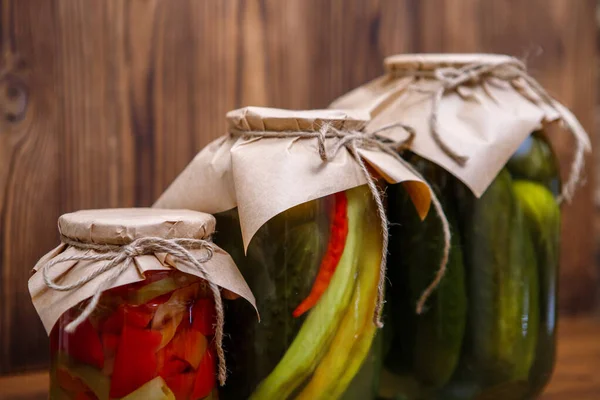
xmin=216 ymin=198 xmax=329 ymax=399
xmin=463 ymin=169 xmax=539 ymax=384
xmin=513 ymin=180 xmax=560 ymax=395
xmin=249 ymin=185 xmax=367 ymax=399
xmin=385 ymin=158 xmax=467 ymax=389
xmin=507 ymin=132 xmax=560 ymax=197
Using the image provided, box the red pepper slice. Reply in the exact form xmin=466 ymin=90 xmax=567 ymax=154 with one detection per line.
xmin=102 ymin=333 xmax=120 ymax=356
xmin=293 ymin=191 xmax=349 ymax=317
xmin=191 ymin=297 xmax=216 ymax=336
xmin=191 ymin=346 xmax=216 ymax=399
xmin=101 ymin=305 xmax=154 ymax=334
xmin=63 ymin=319 xmax=105 ymax=369
xmin=159 ymin=358 xmax=188 ymax=378
xmin=165 ymin=372 xmax=196 ymax=399
xmin=109 ymin=325 xmax=162 ymax=398
xmin=164 ymin=328 xmax=208 ymax=369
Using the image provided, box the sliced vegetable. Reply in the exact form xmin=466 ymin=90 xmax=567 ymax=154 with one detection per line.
xmin=121 ymin=376 xmax=176 ymax=400
xmin=128 ymin=273 xmax=200 ymax=306
xmin=101 ymin=305 xmax=153 ymax=333
xmin=67 ymin=362 xmax=111 ymax=400
xmin=63 ymin=319 xmax=104 ymax=369
xmin=297 ymin=189 xmax=382 ymax=399
xmin=155 ymin=310 xmax=185 ymax=350
xmin=152 ymin=283 xmax=201 ymax=329
xmin=250 ymin=185 xmax=367 ymax=399
xmin=164 ymin=328 xmax=208 ymax=369
xmin=159 ymin=358 xmax=188 ymax=378
xmin=57 ymin=367 xmax=90 ymax=394
xmin=293 ymin=191 xmax=348 ymax=317
xmin=191 ymin=297 xmax=216 ymax=336
xmin=192 ymin=347 xmax=216 ymax=399
xmin=110 ymin=325 xmax=162 ymax=397
xmin=164 ymin=373 xmax=196 ymax=399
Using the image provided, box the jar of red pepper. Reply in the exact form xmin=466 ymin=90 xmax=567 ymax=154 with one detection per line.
xmin=28 ymin=208 xmax=256 ymax=400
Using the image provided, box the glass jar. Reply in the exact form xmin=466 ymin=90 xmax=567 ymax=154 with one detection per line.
xmin=215 ymin=184 xmax=384 ymax=400
xmin=49 ymin=270 xmax=219 ymax=400
xmin=381 ymin=130 xmax=560 ymax=399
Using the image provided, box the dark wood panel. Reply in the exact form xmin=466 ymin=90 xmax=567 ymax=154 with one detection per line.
xmin=0 ymin=0 xmax=595 ymax=374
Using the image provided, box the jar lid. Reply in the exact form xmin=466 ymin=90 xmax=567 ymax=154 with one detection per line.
xmin=58 ymin=208 xmax=216 ymax=245
xmin=384 ymin=53 xmax=523 ymax=72
xmin=226 ymin=106 xmax=370 ymax=132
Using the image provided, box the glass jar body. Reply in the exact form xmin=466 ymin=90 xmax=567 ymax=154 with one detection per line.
xmin=216 ymin=185 xmax=384 ymax=400
xmin=49 ymin=271 xmax=218 ymax=400
xmin=381 ymin=132 xmax=560 ymax=400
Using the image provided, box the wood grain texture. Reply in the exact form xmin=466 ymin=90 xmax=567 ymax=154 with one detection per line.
xmin=0 ymin=0 xmax=596 ymax=374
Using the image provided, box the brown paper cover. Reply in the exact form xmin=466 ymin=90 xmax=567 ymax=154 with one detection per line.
xmin=155 ymin=107 xmax=432 ymax=248
xmin=29 ymin=208 xmax=256 ymax=333
xmin=331 ymin=53 xmax=591 ymax=196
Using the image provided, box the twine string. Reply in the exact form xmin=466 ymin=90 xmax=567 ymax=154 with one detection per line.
xmin=42 ymin=235 xmax=229 ymax=386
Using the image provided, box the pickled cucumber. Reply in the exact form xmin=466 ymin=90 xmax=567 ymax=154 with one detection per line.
xmin=513 ymin=180 xmax=560 ymax=395
xmin=385 ymin=157 xmax=467 ymax=391
xmin=250 ymin=186 xmax=368 ymax=399
xmin=507 ymin=132 xmax=560 ymax=196
xmin=462 ymin=169 xmax=539 ymax=384
xmin=216 ymin=200 xmax=330 ymax=399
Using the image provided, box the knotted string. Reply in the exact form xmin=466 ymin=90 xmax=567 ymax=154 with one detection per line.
xmin=393 ymin=59 xmax=591 ymax=203
xmin=42 ymin=235 xmax=229 ymax=386
xmin=229 ymin=122 xmax=452 ymax=324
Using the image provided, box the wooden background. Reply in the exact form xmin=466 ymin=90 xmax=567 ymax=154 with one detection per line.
xmin=0 ymin=0 xmax=596 ymax=375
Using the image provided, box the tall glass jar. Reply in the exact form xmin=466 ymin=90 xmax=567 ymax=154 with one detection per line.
xmin=381 ymin=131 xmax=560 ymax=399
xmin=49 ymin=271 xmax=219 ymax=400
xmin=215 ymin=185 xmax=384 ymax=400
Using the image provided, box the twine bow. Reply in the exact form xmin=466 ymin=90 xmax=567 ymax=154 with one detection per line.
xmin=398 ymin=59 xmax=591 ymax=204
xmin=42 ymin=235 xmax=229 ymax=386
xmin=230 ymin=122 xmax=452 ymax=324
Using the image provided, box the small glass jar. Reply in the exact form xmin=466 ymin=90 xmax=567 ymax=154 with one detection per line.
xmin=382 ymin=130 xmax=560 ymax=399
xmin=216 ymin=185 xmax=384 ymax=400
xmin=49 ymin=271 xmax=218 ymax=400
xmin=30 ymin=208 xmax=254 ymax=400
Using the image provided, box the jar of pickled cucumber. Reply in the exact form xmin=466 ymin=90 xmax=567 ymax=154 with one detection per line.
xmin=29 ymin=209 xmax=256 ymax=400
xmin=331 ymin=54 xmax=590 ymax=399
xmin=154 ymin=107 xmax=433 ymax=400
xmin=216 ymin=186 xmax=384 ymax=399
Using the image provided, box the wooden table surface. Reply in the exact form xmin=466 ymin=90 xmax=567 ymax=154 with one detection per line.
xmin=1 ymin=316 xmax=599 ymax=399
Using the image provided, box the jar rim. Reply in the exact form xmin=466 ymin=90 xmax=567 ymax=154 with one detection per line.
xmin=58 ymin=208 xmax=216 ymax=245
xmin=226 ymin=106 xmax=369 ymax=133
xmin=384 ymin=53 xmax=523 ymax=72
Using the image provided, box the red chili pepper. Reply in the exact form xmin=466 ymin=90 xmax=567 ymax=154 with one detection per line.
xmin=191 ymin=297 xmax=216 ymax=336
xmin=109 ymin=325 xmax=162 ymax=398
xmin=63 ymin=319 xmax=105 ymax=369
xmin=293 ymin=191 xmax=349 ymax=318
xmin=191 ymin=346 xmax=216 ymax=399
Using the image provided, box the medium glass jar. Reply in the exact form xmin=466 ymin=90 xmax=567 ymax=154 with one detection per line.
xmin=381 ymin=131 xmax=560 ymax=399
xmin=215 ymin=185 xmax=384 ymax=400
xmin=49 ymin=270 xmax=219 ymax=400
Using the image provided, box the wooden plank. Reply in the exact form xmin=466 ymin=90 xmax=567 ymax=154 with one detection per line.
xmin=414 ymin=0 xmax=598 ymax=313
